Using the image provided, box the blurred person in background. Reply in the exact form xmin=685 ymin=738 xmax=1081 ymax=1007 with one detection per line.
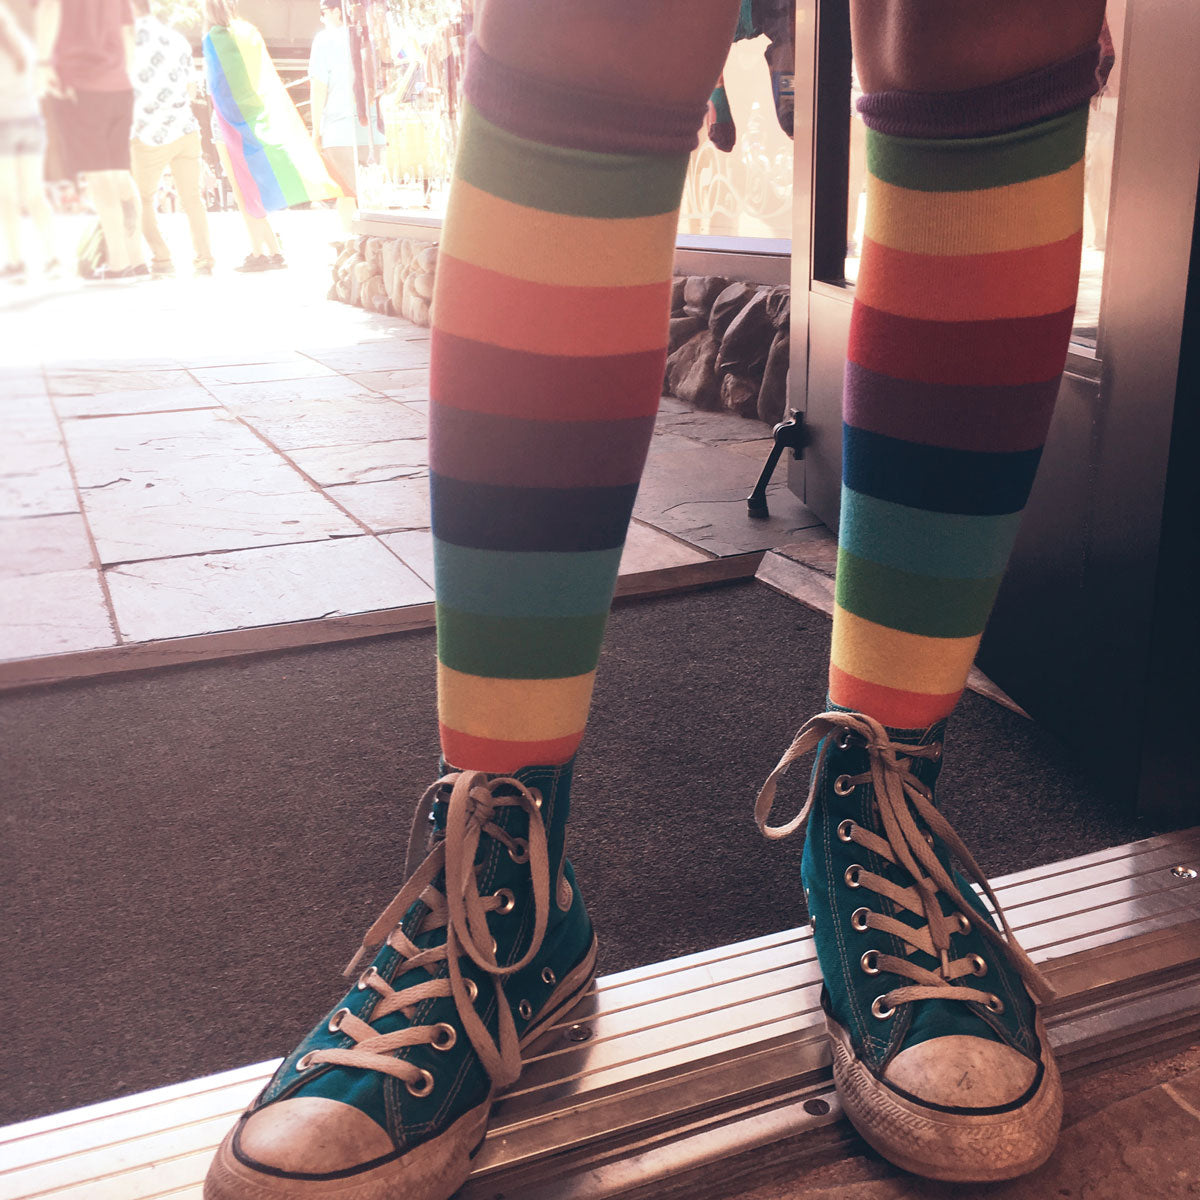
xmin=203 ymin=0 xmax=338 ymax=271
xmin=35 ymin=0 xmax=148 ymax=279
xmin=129 ymin=0 xmax=215 ymax=276
xmin=0 ymin=0 xmax=57 ymax=280
xmin=309 ymin=0 xmax=378 ymax=233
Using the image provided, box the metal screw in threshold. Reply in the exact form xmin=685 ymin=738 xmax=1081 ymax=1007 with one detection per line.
xmin=564 ymin=1024 xmax=593 ymax=1043
xmin=803 ymin=1098 xmax=831 ymax=1117
xmin=1170 ymin=865 xmax=1198 ymax=879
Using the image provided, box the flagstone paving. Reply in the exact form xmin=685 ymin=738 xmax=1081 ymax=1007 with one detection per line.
xmin=0 ymin=210 xmax=821 ymax=678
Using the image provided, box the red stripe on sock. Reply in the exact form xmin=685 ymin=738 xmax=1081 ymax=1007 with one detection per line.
xmin=439 ymin=724 xmax=583 ymax=774
xmin=431 ymin=330 xmax=666 ymax=422
xmin=434 ymin=253 xmax=671 ymax=358
xmin=828 ymin=664 xmax=962 ymax=729
xmin=855 ymin=233 xmax=1083 ymax=322
xmin=848 ymin=302 xmax=1076 ymax=388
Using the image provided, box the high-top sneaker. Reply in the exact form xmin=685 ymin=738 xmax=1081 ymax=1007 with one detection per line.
xmin=756 ymin=710 xmax=1061 ymax=1182
xmin=206 ymin=762 xmax=596 ymax=1200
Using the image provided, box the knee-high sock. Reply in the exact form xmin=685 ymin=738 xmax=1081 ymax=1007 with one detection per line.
xmin=431 ymin=42 xmax=703 ymax=773
xmin=829 ymin=48 xmax=1100 ymax=729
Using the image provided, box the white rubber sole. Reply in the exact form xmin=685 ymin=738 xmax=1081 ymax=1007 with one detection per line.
xmin=828 ymin=1013 xmax=1064 ymax=1183
xmin=204 ymin=936 xmax=599 ymax=1200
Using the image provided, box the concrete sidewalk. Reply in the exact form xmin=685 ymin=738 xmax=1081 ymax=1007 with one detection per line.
xmin=1 ymin=209 xmax=822 ymax=684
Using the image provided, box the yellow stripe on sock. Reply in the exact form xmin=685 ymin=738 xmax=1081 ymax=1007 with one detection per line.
xmin=441 ymin=180 xmax=679 ymax=288
xmin=437 ymin=663 xmax=596 ymax=743
xmin=865 ymin=160 xmax=1084 ymax=257
xmin=831 ymin=606 xmax=982 ymax=698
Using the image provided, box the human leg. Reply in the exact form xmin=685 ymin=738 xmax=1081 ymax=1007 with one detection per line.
xmin=83 ymin=170 xmax=130 ymax=271
xmin=169 ymin=132 xmax=215 ymax=270
xmin=14 ymin=152 xmax=56 ymax=268
xmin=757 ymin=0 xmax=1105 ymax=1181
xmin=0 ymin=153 xmax=21 ymax=270
xmin=130 ymin=139 xmax=172 ymax=271
xmin=205 ymin=4 xmax=739 ymax=1198
xmin=111 ymin=170 xmax=146 ymax=270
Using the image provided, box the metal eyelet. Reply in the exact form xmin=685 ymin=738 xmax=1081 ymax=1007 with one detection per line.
xmin=541 ymin=967 xmax=557 ymax=986
xmin=967 ymin=953 xmax=988 ymax=977
xmin=808 ymin=913 xmax=816 ymax=930
xmin=494 ymin=887 xmax=515 ymax=915
xmin=518 ymin=999 xmax=533 ymax=1020
xmin=851 ymin=906 xmax=871 ymax=932
xmin=328 ymin=1007 xmax=350 ymax=1033
xmin=296 ymin=1051 xmax=317 ymax=1071
xmin=860 ymin=950 xmax=881 ymax=976
xmin=833 ymin=774 xmax=855 ymax=797
xmin=930 ymin=742 xmax=943 ymax=760
xmin=836 ymin=730 xmax=856 ymax=750
xmin=530 ymin=789 xmax=543 ymax=810
xmin=922 ymin=831 xmax=935 ymax=848
xmin=508 ymin=838 xmax=530 ymax=864
xmin=955 ymin=913 xmax=971 ymax=934
xmin=431 ymin=1022 xmax=457 ymax=1051
xmin=844 ymin=864 xmax=863 ymax=888
xmin=464 ymin=978 xmax=479 ymax=1003
xmin=871 ymin=996 xmax=895 ymax=1019
xmin=406 ymin=1068 xmax=435 ymax=1098
xmin=356 ymin=965 xmax=382 ymax=991
xmin=837 ymin=819 xmax=856 ymax=842
xmin=984 ymin=993 xmax=1005 ymax=1014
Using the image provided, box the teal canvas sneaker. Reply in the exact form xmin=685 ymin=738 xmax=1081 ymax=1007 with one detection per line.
xmin=756 ymin=710 xmax=1061 ymax=1182
xmin=206 ymin=763 xmax=596 ymax=1200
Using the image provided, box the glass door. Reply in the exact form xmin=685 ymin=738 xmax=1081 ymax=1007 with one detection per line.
xmin=789 ymin=0 xmax=1200 ymax=813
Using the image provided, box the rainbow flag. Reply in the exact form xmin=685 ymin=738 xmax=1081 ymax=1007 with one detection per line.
xmin=204 ymin=20 xmax=338 ymax=217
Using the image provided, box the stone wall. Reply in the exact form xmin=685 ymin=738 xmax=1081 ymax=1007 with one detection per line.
xmin=666 ymin=276 xmax=790 ymax=425
xmin=328 ymin=250 xmax=792 ymax=427
xmin=329 ymin=236 xmax=438 ymax=327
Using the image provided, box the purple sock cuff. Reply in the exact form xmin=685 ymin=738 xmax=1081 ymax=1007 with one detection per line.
xmin=463 ymin=37 xmax=704 ymax=156
xmin=856 ymin=44 xmax=1101 ymax=138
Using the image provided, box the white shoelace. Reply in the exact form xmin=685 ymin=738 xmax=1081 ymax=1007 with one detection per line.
xmin=302 ymin=771 xmax=550 ymax=1093
xmin=756 ymin=711 xmax=1053 ymax=1014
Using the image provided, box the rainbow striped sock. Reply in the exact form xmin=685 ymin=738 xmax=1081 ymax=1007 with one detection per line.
xmin=431 ymin=43 xmax=702 ymax=774
xmin=829 ymin=49 xmax=1099 ymax=729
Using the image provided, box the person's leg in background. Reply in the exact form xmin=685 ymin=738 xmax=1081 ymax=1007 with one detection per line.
xmin=130 ymin=138 xmax=174 ymax=274
xmin=215 ymin=139 xmax=283 ymax=270
xmin=82 ymin=169 xmax=132 ymax=272
xmin=757 ymin=0 xmax=1105 ymax=1182
xmin=0 ymin=149 xmax=23 ymax=275
xmin=14 ymin=141 xmax=57 ymax=272
xmin=204 ymin=4 xmax=738 ymax=1198
xmin=168 ymin=130 xmax=215 ymax=273
xmin=320 ymin=142 xmax=358 ymax=232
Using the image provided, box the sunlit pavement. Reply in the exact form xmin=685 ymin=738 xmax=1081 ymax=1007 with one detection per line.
xmin=1 ymin=206 xmax=814 ymax=680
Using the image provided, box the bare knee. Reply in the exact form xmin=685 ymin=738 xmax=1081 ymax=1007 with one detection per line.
xmin=851 ymin=0 xmax=1107 ymax=93
xmin=476 ymin=0 xmax=741 ymax=110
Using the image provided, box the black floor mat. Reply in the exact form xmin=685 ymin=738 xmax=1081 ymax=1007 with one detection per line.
xmin=0 ymin=580 xmax=1157 ymax=1124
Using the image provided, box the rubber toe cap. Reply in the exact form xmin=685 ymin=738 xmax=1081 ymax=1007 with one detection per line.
xmin=883 ymin=1035 xmax=1038 ymax=1109
xmin=238 ymin=1097 xmax=395 ymax=1174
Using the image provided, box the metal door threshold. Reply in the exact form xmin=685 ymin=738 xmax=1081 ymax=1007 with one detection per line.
xmin=3 ymin=829 xmax=1199 ymax=1200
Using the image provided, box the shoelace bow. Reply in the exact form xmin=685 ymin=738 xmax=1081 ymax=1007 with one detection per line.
xmin=755 ymin=711 xmax=1053 ymax=1012
xmin=305 ymin=771 xmax=551 ymax=1093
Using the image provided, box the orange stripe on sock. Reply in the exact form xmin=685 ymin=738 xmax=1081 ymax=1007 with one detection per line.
xmin=855 ymin=231 xmax=1083 ymax=322
xmin=439 ymin=724 xmax=583 ymax=773
xmin=828 ymin=663 xmax=962 ymax=730
xmin=433 ymin=253 xmax=671 ymax=357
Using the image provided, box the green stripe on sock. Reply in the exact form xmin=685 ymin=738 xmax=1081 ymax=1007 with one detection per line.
xmin=839 ymin=488 xmax=1022 ymax=580
xmin=455 ymin=103 xmax=691 ymax=218
xmin=867 ymin=106 xmax=1087 ymax=193
xmin=436 ymin=606 xmax=610 ymax=678
xmin=835 ymin=548 xmax=1002 ymax=639
xmin=433 ymin=540 xmax=623 ymax=619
